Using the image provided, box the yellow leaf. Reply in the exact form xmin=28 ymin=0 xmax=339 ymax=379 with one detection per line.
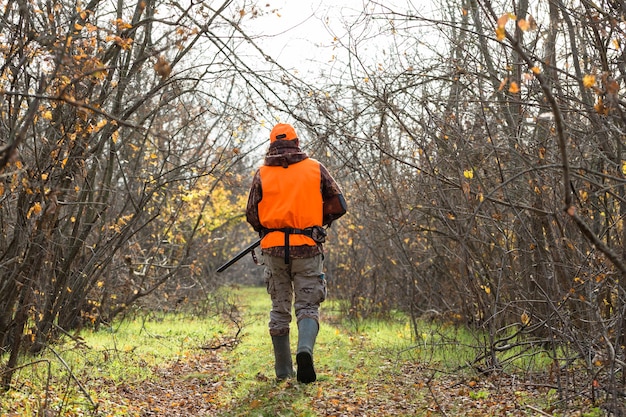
xmin=509 ymin=81 xmax=520 ymax=93
xmin=495 ymin=26 xmax=506 ymax=41
xmin=521 ymin=312 xmax=531 ymax=326
xmin=113 ymin=18 xmax=132 ymax=30
xmin=583 ymin=74 xmax=596 ymax=88
xmin=622 ymin=161 xmax=626 ymax=175
xmin=531 ymin=66 xmax=541 ymax=74
xmin=42 ymin=111 xmax=53 ymax=120
xmin=27 ymin=202 xmax=42 ymax=219
xmin=463 ymin=169 xmax=474 ymax=179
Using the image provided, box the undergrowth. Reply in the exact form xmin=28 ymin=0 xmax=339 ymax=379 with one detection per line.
xmin=0 ymin=286 xmax=602 ymax=417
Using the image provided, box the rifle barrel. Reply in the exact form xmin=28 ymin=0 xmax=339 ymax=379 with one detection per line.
xmin=216 ymin=239 xmax=261 ymax=273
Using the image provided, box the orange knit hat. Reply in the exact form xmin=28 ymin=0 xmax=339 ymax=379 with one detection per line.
xmin=270 ymin=123 xmax=298 ymax=142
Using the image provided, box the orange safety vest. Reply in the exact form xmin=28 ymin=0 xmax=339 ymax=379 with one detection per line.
xmin=258 ymin=158 xmax=323 ymax=249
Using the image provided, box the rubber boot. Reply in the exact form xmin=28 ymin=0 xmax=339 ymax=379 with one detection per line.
xmin=296 ymin=318 xmax=318 ymax=383
xmin=271 ymin=335 xmax=294 ymax=380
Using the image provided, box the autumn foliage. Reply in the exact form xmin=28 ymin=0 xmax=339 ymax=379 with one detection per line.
xmin=0 ymin=0 xmax=257 ymax=387
xmin=0 ymin=0 xmax=626 ymax=414
xmin=313 ymin=1 xmax=626 ymax=413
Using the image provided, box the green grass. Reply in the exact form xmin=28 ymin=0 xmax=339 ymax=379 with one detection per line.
xmin=0 ymin=286 xmax=593 ymax=416
xmin=2 ymin=305 xmax=233 ymax=416
xmin=216 ymin=288 xmax=473 ymax=415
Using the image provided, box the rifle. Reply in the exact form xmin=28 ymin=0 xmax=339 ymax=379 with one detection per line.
xmin=216 ymin=238 xmax=261 ymax=273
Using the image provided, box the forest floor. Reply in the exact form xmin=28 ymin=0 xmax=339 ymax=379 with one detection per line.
xmin=105 ymin=349 xmax=587 ymax=417
xmin=2 ymin=287 xmax=604 ymax=416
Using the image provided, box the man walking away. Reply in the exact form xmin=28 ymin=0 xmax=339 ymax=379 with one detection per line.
xmin=246 ymin=123 xmax=347 ymax=383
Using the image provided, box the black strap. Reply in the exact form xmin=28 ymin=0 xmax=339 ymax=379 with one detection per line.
xmin=260 ymin=227 xmax=323 ymax=264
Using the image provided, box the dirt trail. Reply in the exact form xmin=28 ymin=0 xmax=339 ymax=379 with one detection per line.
xmin=104 ymin=349 xmax=567 ymax=417
xmin=99 ymin=286 xmax=593 ymax=417
xmin=103 ymin=351 xmax=229 ymax=416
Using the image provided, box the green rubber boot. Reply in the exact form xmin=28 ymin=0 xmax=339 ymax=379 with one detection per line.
xmin=296 ymin=318 xmax=319 ymax=383
xmin=271 ymin=335 xmax=294 ymax=380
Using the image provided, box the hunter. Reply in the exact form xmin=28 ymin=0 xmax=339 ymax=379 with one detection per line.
xmin=246 ymin=123 xmax=347 ymax=383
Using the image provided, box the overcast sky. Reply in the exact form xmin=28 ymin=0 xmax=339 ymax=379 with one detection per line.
xmin=233 ymin=0 xmax=443 ymax=146
xmin=239 ymin=0 xmax=436 ymax=77
xmin=238 ymin=0 xmax=356 ymax=74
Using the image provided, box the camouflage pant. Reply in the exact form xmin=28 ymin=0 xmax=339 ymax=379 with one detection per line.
xmin=263 ymin=254 xmax=327 ymax=337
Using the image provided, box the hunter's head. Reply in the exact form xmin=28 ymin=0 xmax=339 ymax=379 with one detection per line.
xmin=270 ymin=123 xmax=298 ymax=144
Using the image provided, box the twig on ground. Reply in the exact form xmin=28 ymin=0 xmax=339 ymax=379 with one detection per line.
xmin=47 ymin=346 xmax=97 ymax=410
xmin=425 ymin=370 xmax=449 ymax=417
xmin=523 ymin=404 xmax=553 ymax=416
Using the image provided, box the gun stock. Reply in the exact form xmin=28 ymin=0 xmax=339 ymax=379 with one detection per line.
xmin=216 ymin=239 xmax=261 ymax=273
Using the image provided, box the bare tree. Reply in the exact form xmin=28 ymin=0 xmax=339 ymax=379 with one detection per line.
xmin=0 ymin=0 xmax=301 ymax=388
xmin=300 ymin=0 xmax=626 ymax=412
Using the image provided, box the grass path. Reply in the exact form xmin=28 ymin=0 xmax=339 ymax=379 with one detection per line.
xmin=215 ymin=286 xmax=429 ymax=416
xmin=2 ymin=286 xmax=596 ymax=416
xmin=200 ymin=287 xmax=559 ymax=416
xmin=211 ymin=287 xmax=598 ymax=417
